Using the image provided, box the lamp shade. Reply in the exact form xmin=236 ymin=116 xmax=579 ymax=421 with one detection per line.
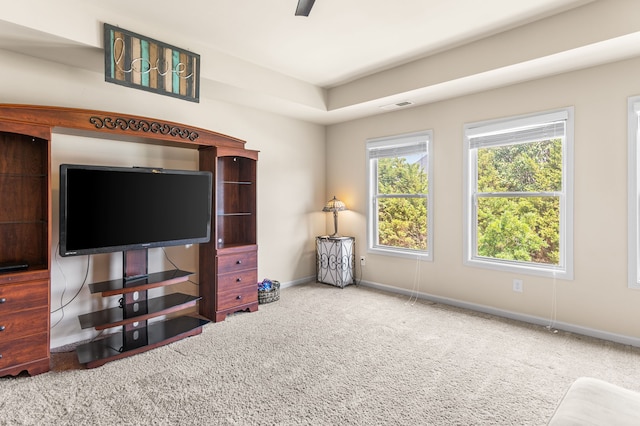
xmin=322 ymin=196 xmax=347 ymax=212
xmin=322 ymin=196 xmax=347 ymax=237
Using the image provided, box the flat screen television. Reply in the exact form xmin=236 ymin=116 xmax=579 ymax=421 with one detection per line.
xmin=59 ymin=164 xmax=212 ymax=257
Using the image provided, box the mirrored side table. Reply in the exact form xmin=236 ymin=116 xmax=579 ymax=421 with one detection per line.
xmin=316 ymin=236 xmax=355 ymax=288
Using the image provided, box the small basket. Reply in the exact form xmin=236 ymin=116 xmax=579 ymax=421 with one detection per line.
xmin=258 ymin=280 xmax=280 ymax=304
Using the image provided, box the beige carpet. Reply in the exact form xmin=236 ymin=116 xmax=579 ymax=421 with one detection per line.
xmin=2 ymin=282 xmax=640 ymax=425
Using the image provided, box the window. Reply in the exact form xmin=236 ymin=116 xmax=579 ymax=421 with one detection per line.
xmin=463 ymin=108 xmax=574 ymax=278
xmin=366 ymin=131 xmax=433 ymax=260
xmin=628 ymin=96 xmax=640 ymax=289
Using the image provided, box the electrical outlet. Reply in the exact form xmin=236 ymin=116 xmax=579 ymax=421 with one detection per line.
xmin=360 ymin=256 xmax=366 ymax=266
xmin=513 ymin=279 xmax=523 ymax=293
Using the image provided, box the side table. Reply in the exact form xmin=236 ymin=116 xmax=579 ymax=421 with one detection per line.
xmin=316 ymin=236 xmax=355 ymax=288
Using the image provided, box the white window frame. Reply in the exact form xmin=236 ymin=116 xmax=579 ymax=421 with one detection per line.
xmin=627 ymin=96 xmax=640 ymax=289
xmin=463 ymin=108 xmax=574 ymax=279
xmin=366 ymin=130 xmax=433 ymax=261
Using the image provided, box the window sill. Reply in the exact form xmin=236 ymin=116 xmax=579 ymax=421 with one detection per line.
xmin=368 ymin=246 xmax=432 ymax=262
xmin=464 ymin=257 xmax=572 ymax=279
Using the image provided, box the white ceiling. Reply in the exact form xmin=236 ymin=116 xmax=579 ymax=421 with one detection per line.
xmin=1 ymin=0 xmax=639 ymax=124
xmin=96 ymin=0 xmax=588 ymax=88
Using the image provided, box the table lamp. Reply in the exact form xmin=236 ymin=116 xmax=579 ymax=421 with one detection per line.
xmin=322 ymin=196 xmax=347 ymax=237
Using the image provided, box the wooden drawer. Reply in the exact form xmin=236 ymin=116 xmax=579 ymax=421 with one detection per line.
xmin=0 ymin=306 xmax=48 ymax=341
xmin=216 ymin=269 xmax=257 ymax=293
xmin=216 ymin=267 xmax=257 ymax=311
xmin=0 ymin=332 xmax=48 ymax=370
xmin=0 ymin=280 xmax=48 ymax=312
xmin=217 ymin=250 xmax=257 ymax=275
xmin=217 ymin=283 xmax=258 ymax=311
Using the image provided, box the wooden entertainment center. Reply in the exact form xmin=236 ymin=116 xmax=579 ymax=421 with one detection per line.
xmin=0 ymin=104 xmax=258 ymax=375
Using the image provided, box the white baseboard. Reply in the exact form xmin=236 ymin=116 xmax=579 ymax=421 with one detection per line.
xmin=51 ymin=328 xmax=97 ymax=351
xmin=357 ymin=279 xmax=640 ymax=348
xmin=279 ymin=276 xmax=315 ymax=289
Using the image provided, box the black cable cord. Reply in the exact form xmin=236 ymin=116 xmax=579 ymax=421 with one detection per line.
xmin=161 ymin=247 xmax=180 ymax=270
xmin=50 ymin=245 xmax=91 ymax=329
xmin=51 ymin=251 xmax=90 ymax=314
xmin=90 ymin=329 xmax=105 ymax=343
xmin=162 ymin=247 xmax=199 ymax=286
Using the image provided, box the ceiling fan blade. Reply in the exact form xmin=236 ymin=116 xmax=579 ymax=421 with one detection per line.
xmin=295 ymin=0 xmax=316 ymax=16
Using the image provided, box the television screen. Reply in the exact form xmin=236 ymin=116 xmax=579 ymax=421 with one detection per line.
xmin=59 ymin=164 xmax=212 ymax=256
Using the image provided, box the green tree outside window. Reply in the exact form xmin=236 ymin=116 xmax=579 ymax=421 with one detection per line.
xmin=476 ymin=139 xmax=562 ymax=264
xmin=376 ymin=156 xmax=428 ymax=251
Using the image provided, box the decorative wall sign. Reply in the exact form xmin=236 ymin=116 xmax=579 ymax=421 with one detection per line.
xmin=103 ymin=23 xmax=200 ymax=103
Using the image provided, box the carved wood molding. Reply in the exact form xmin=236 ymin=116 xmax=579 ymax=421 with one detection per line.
xmin=0 ymin=104 xmax=245 ymax=149
xmin=88 ymin=116 xmax=200 ymax=142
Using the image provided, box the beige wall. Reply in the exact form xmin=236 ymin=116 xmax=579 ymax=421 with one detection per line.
xmin=0 ymin=48 xmax=326 ymax=348
xmin=327 ymin=57 xmax=640 ymax=342
xmin=3 ymin=1 xmax=640 ymax=349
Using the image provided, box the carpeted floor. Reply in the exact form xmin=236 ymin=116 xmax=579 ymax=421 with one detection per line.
xmin=2 ymin=282 xmax=640 ymax=425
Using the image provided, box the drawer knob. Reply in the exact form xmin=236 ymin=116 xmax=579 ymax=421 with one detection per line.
xmin=236 ymin=277 xmax=242 ymax=282
xmin=236 ymin=295 xmax=242 ymax=300
xmin=0 ymin=326 xmax=4 ymax=332
xmin=236 ymin=260 xmax=242 ymax=265
xmin=0 ymin=298 xmax=5 ymax=304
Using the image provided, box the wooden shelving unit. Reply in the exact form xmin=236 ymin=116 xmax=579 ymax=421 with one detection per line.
xmin=76 ymin=316 xmax=209 ymax=368
xmin=78 ymin=293 xmax=201 ymax=330
xmin=0 ymin=125 xmax=51 ymax=377
xmin=0 ymin=104 xmax=259 ymax=374
xmin=75 ymin=249 xmax=209 ymax=369
xmin=199 ymin=148 xmax=259 ymax=322
xmin=89 ymin=269 xmax=194 ymax=296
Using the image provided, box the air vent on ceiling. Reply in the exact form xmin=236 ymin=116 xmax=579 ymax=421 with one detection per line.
xmin=379 ymin=101 xmax=414 ymax=110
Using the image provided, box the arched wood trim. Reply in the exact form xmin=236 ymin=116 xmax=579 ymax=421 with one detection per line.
xmin=0 ymin=104 xmax=245 ymax=149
